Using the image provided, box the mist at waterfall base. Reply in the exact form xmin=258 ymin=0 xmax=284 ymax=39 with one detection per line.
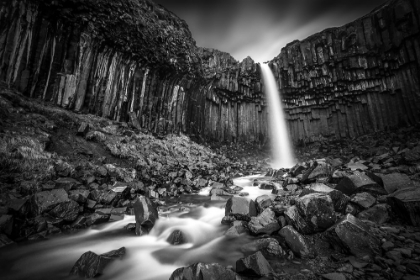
xmin=0 ymin=176 xmax=273 ymax=280
xmin=261 ymin=64 xmax=295 ymax=169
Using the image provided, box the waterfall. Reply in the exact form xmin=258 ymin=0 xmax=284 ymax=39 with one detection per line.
xmin=261 ymin=64 xmax=295 ymax=169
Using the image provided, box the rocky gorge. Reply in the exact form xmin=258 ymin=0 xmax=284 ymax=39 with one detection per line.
xmin=0 ymin=0 xmax=420 ymax=279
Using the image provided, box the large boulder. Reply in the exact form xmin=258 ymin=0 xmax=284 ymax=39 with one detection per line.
xmin=387 ymin=187 xmax=420 ymax=226
xmin=335 ymin=172 xmax=386 ymax=196
xmin=302 ymin=161 xmax=332 ymax=183
xmin=296 ymin=193 xmax=336 ymax=233
xmin=169 ymin=263 xmax=237 ymax=280
xmin=30 ymin=189 xmax=69 ymax=216
xmin=379 ymin=173 xmax=414 ymax=194
xmin=284 ymin=206 xmax=312 ymax=234
xmin=236 ymin=251 xmax=274 ymax=277
xmin=167 ymin=230 xmax=185 ymax=245
xmin=325 ymin=214 xmax=381 ymax=259
xmin=254 ymin=195 xmax=274 ymax=214
xmin=248 ymin=208 xmax=280 ymax=235
xmin=279 ymin=225 xmax=314 ymax=259
xmin=89 ymin=190 xmax=117 ymax=205
xmin=133 ymin=196 xmax=158 ymax=236
xmin=69 ymin=247 xmax=125 ymax=278
xmin=225 ymin=197 xmax=257 ymax=221
xmin=306 ymin=183 xmax=350 ymax=212
xmin=225 ymin=221 xmax=249 ymax=237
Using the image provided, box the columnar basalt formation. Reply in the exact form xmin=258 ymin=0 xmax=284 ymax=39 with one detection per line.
xmin=0 ymin=0 xmax=419 ymax=144
xmin=270 ymin=0 xmax=420 ymax=142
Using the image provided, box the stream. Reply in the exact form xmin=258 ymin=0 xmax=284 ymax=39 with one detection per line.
xmin=0 ymin=175 xmax=274 ymax=280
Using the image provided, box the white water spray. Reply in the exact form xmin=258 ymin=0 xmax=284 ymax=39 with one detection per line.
xmin=261 ymin=64 xmax=295 ymax=168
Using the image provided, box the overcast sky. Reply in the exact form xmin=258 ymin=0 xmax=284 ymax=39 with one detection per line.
xmin=154 ymin=0 xmax=389 ymax=62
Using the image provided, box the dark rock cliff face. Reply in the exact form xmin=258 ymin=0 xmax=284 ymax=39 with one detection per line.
xmin=0 ymin=0 xmax=419 ymax=144
xmin=270 ymin=0 xmax=420 ymax=142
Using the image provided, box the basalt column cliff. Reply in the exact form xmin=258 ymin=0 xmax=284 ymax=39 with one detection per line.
xmin=0 ymin=0 xmax=419 ymax=144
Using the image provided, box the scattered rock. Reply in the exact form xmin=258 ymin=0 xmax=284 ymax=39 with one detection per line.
xmin=335 ymin=172 xmax=385 ymax=196
xmin=350 ymin=192 xmax=376 ymax=209
xmin=48 ymin=200 xmax=79 ymax=222
xmin=357 ymin=204 xmax=390 ymax=224
xmin=225 ymin=197 xmax=257 ymax=221
xmin=380 ymin=173 xmax=414 ymax=194
xmin=297 ymin=193 xmax=336 ymax=233
xmin=30 ymin=189 xmax=69 ymax=216
xmin=169 ymin=263 xmax=237 ymax=280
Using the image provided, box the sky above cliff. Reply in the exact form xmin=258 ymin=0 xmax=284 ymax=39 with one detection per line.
xmin=154 ymin=0 xmax=389 ymax=63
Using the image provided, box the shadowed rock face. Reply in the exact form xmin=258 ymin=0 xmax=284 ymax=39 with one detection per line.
xmin=0 ymin=0 xmax=419 ymax=144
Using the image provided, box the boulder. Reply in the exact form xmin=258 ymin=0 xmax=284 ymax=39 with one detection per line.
xmin=30 ymin=189 xmax=69 ymax=216
xmin=357 ymin=204 xmax=390 ymax=224
xmin=89 ymin=190 xmax=117 ymax=205
xmin=167 ymin=230 xmax=185 ymax=245
xmin=335 ymin=172 xmax=386 ymax=196
xmin=297 ymin=193 xmax=336 ymax=233
xmin=279 ymin=225 xmax=314 ymax=258
xmin=302 ymin=161 xmax=332 ymax=182
xmin=69 ymin=247 xmax=125 ymax=278
xmin=169 ymin=263 xmax=237 ymax=280
xmin=380 ymin=173 xmax=414 ymax=194
xmin=248 ymin=208 xmax=280 ymax=235
xmin=133 ymin=196 xmax=158 ymax=235
xmin=241 ymin=238 xmax=284 ymax=259
xmin=350 ymin=192 xmax=376 ymax=209
xmin=307 ymin=183 xmax=350 ymax=212
xmin=236 ymin=251 xmax=274 ymax=277
xmin=225 ymin=221 xmax=249 ymax=237
xmin=255 ymin=195 xmax=274 ymax=214
xmin=404 ymin=145 xmax=420 ymax=163
xmin=48 ymin=200 xmax=80 ymax=222
xmin=387 ymin=187 xmax=420 ymax=226
xmin=225 ymin=197 xmax=257 ymax=221
xmin=325 ymin=214 xmax=381 ymax=259
xmin=284 ymin=206 xmax=312 ymax=234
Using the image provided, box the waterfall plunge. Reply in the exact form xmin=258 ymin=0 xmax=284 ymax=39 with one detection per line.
xmin=261 ymin=64 xmax=295 ymax=169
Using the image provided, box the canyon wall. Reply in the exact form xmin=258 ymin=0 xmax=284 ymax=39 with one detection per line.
xmin=271 ymin=0 xmax=420 ymax=142
xmin=1 ymin=0 xmax=419 ymax=144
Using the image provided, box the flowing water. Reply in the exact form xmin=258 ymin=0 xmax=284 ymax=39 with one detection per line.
xmin=0 ymin=176 xmax=274 ymax=280
xmin=260 ymin=64 xmax=295 ymax=169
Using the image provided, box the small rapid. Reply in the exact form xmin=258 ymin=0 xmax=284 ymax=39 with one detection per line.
xmin=0 ymin=176 xmax=273 ymax=280
xmin=261 ymin=64 xmax=295 ymax=169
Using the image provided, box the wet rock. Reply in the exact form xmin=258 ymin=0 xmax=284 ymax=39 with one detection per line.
xmin=380 ymin=173 xmax=414 ymax=194
xmin=133 ymin=196 xmax=158 ymax=235
xmin=255 ymin=195 xmax=274 ymax=214
xmin=169 ymin=263 xmax=237 ymax=280
xmin=387 ymin=187 xmax=420 ymax=226
xmin=248 ymin=208 xmax=280 ymax=235
xmin=325 ymin=214 xmax=381 ymax=259
xmin=30 ymin=189 xmax=69 ymax=216
xmin=335 ymin=172 xmax=386 ymax=196
xmin=236 ymin=251 xmax=274 ymax=277
xmin=297 ymin=193 xmax=336 ymax=233
xmin=48 ymin=200 xmax=79 ymax=222
xmin=167 ymin=230 xmax=185 ymax=245
xmin=85 ymin=213 xmax=110 ymax=226
xmin=69 ymin=247 xmax=125 ymax=278
xmin=357 ymin=204 xmax=390 ymax=224
xmin=225 ymin=197 xmax=257 ymax=221
xmin=285 ymin=205 xmax=312 ymax=234
xmin=225 ymin=220 xmax=249 ymax=237
xmin=351 ymin=192 xmax=376 ymax=209
xmin=279 ymin=225 xmax=314 ymax=259
xmin=241 ymin=238 xmax=284 ymax=259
